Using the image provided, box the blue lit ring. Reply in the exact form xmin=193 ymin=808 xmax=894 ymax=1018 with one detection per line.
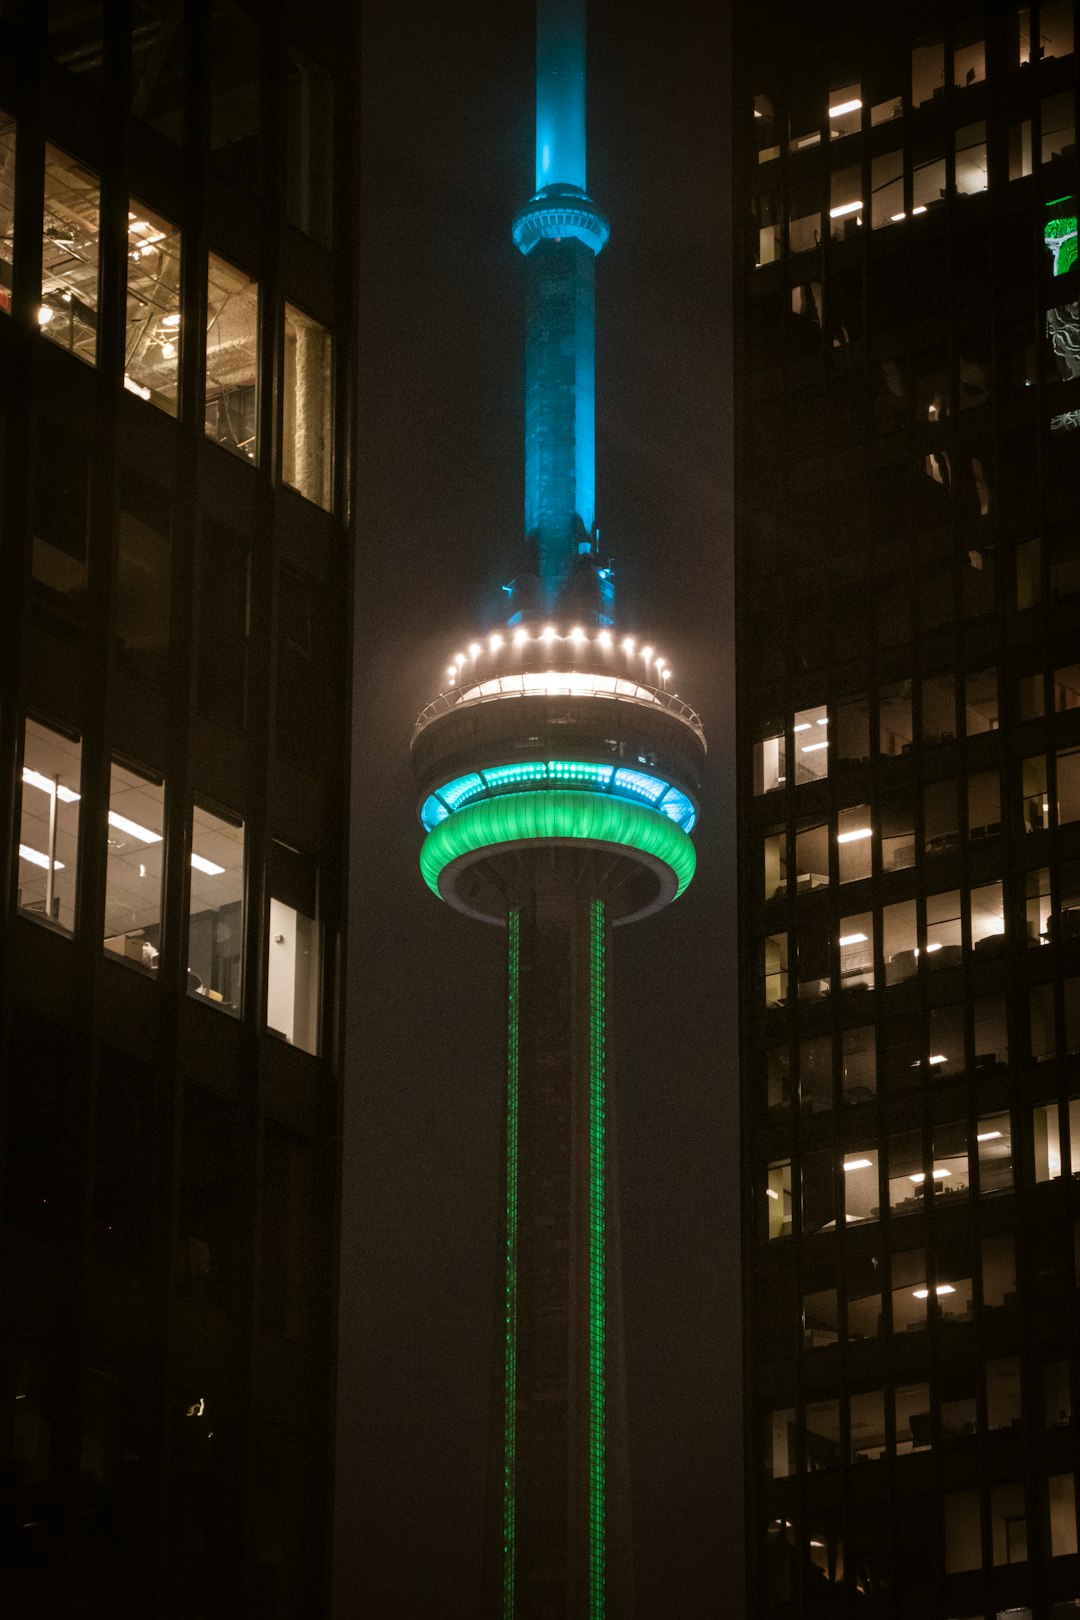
xmin=421 ymin=759 xmax=696 ymax=834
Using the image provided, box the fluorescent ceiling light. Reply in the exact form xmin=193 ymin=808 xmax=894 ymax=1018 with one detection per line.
xmin=829 ymin=98 xmax=863 ymax=117
xmin=838 ymin=932 xmax=867 ymax=947
xmin=909 ymin=1168 xmax=951 ymax=1184
xmin=836 ymin=827 xmax=871 ymax=844
xmin=829 ymin=200 xmax=862 ymax=219
xmin=801 ymin=741 xmax=829 ymax=753
xmin=162 ymin=312 xmax=181 ymax=328
xmin=928 ymin=1054 xmax=947 ymax=1065
xmin=22 ymin=767 xmax=80 ymax=804
xmin=765 ymin=1187 xmax=779 ymax=1200
xmin=976 ymin=1130 xmax=1003 ymax=1142
xmin=843 ymin=1158 xmax=873 ymax=1171
xmin=912 ymin=205 xmax=927 ymax=216
xmin=190 ymin=853 xmax=226 ymax=876
xmin=793 ymin=722 xmax=812 ymax=732
xmin=924 ymin=941 xmax=943 ymax=953
xmin=124 ymin=375 xmax=151 ymax=400
xmin=108 ymin=810 xmax=163 ymax=844
xmin=890 ymin=211 xmax=908 ymax=223
xmin=914 ymin=1283 xmax=956 ymax=1299
xmin=19 ymin=844 xmax=64 ymax=871
xmin=816 ymin=717 xmax=828 ymax=725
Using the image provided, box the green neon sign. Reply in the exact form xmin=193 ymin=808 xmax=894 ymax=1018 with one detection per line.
xmin=589 ymin=898 xmax=606 ymax=1618
xmin=1045 ymin=205 xmax=1078 ymax=277
xmin=419 ymin=790 xmax=697 ymax=903
xmin=502 ymin=908 xmax=520 ymax=1618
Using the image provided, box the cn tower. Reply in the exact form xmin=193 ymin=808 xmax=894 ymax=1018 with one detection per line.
xmin=410 ymin=3 xmax=705 ymax=1613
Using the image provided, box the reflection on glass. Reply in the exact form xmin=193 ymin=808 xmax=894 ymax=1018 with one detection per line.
xmin=267 ymin=841 xmax=320 ymax=1056
xmin=42 ymin=145 xmax=100 ymax=364
xmin=17 ymin=718 xmax=82 ymax=932
xmin=911 ymin=35 xmax=944 ymax=106
xmin=131 ymin=0 xmax=186 ymax=141
xmin=48 ymin=0 xmax=104 ymax=82
xmin=103 ymin=762 xmax=164 ymax=971
xmin=0 ymin=110 xmax=14 ymax=313
xmin=125 ymin=201 xmax=181 ymax=414
xmin=205 ymin=253 xmax=258 ymax=460
xmin=990 ymin=1483 xmax=1026 ymax=1565
xmin=766 ymin=1407 xmax=796 ymax=1477
xmin=187 ymin=806 xmax=244 ymax=1013
xmin=286 ymin=48 xmax=333 ymax=245
xmin=282 ymin=303 xmax=332 ymax=509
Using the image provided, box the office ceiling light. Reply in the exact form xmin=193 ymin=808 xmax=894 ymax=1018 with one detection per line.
xmin=976 ymin=1130 xmax=1003 ymax=1142
xmin=829 ymin=200 xmax=862 ymax=219
xmin=829 ymin=98 xmax=863 ymax=117
xmin=190 ymin=853 xmax=226 ymax=876
xmin=765 ymin=1187 xmax=779 ymax=1200
xmin=836 ymin=826 xmax=871 ymax=843
xmin=162 ymin=311 xmax=181 ymax=328
xmin=124 ymin=376 xmax=151 ymax=400
xmin=838 ymin=932 xmax=867 ymax=947
xmin=793 ymin=722 xmax=812 ymax=732
xmin=22 ymin=767 xmax=80 ymax=804
xmin=912 ymin=1284 xmax=955 ymax=1299
xmin=909 ymin=1169 xmax=950 ymax=1184
xmin=843 ymin=1158 xmax=873 ymax=1171
xmin=19 ymin=844 xmax=64 ymax=871
xmin=107 ymin=810 xmax=163 ymax=844
xmin=928 ymin=1054 xmax=947 ymax=1065
xmin=802 ymin=741 xmax=828 ymax=753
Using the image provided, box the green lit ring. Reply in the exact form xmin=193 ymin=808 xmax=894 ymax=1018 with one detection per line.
xmin=420 ymin=788 xmax=696 ymax=915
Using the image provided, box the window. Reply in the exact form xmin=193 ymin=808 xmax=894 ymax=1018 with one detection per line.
xmin=878 ymin=682 xmax=913 ymax=757
xmin=932 ymin=1122 xmax=969 ymax=1202
xmin=1058 ymin=746 xmax=1080 ymax=823
xmin=912 ymin=140 xmax=946 ymax=213
xmin=847 ymin=1249 xmax=881 ymax=1338
xmin=992 ymin=1483 xmax=1027 ymax=1564
xmin=187 ymin=806 xmax=244 ymax=1013
xmin=841 ymin=1025 xmax=875 ymax=1104
xmin=765 ymin=1045 xmax=791 ymax=1111
xmin=983 ymin=1235 xmax=1016 ymax=1310
xmin=1024 ymin=755 xmax=1050 ymax=830
xmin=205 ymin=253 xmax=258 ymax=461
xmin=964 ymin=669 xmax=998 ymax=732
xmin=131 ymin=0 xmax=186 ymax=141
xmin=266 ymin=840 xmax=321 ymax=1056
xmin=16 ymin=718 xmax=81 ymax=933
xmin=880 ymin=790 xmax=915 ymax=870
xmin=41 ymin=146 xmax=100 ymax=364
xmin=788 ymin=173 xmax=820 ymax=254
xmin=799 ymin=1034 xmax=832 ymax=1113
xmin=834 ymin=691 xmax=870 ymax=765
xmin=788 ymin=94 xmax=822 ymax=154
xmin=178 ymin=1085 xmax=238 ymax=1302
xmin=924 ymin=778 xmax=959 ymax=855
xmin=1042 ymin=1361 xmax=1072 ymax=1430
xmin=895 ymin=1382 xmax=931 ymax=1454
xmin=912 ymin=35 xmax=944 ymax=106
xmin=262 ymin=1126 xmax=316 ymax=1340
xmin=955 ymin=122 xmax=988 ymax=196
xmin=794 ymin=822 xmax=827 ymax=891
xmin=103 ymin=762 xmax=164 ymax=972
xmin=754 ymin=728 xmax=785 ymax=794
xmin=32 ymin=437 xmax=89 ymax=618
xmin=921 ymin=674 xmax=956 ymax=744
xmin=802 ymin=1150 xmax=834 ymax=1234
xmin=802 ymin=1259 xmax=838 ymax=1349
xmin=838 ymin=911 xmax=873 ymax=990
xmin=277 ymin=566 xmax=329 ymax=770
xmin=793 ymin=704 xmax=828 ymax=782
xmin=1042 ymin=92 xmax=1076 ymax=164
xmin=829 ymin=165 xmax=862 ymax=241
xmin=828 ymin=82 xmax=861 ymax=141
xmin=1041 ymin=0 xmax=1076 ymax=59
xmin=883 ymin=900 xmax=917 ymax=983
xmin=1059 ymin=860 xmax=1080 ymax=942
xmin=931 ymin=1002 xmax=965 ymax=1074
xmin=0 ymin=110 xmax=13 ymax=311
xmin=945 ymin=1491 xmax=982 ymax=1573
xmin=804 ymin=1400 xmax=841 ymax=1471
xmin=837 ymin=805 xmax=872 ymax=882
xmin=766 ymin=1408 xmax=796 ymax=1478
xmin=888 ymin=1131 xmax=924 ymax=1214
xmin=48 ymin=1 xmax=104 ymax=82
xmin=1054 ymin=663 xmax=1080 ymax=710
xmin=752 ymin=190 xmax=780 ymax=266
xmin=1049 ymin=1475 xmax=1078 ymax=1557
xmin=1035 ymin=1101 xmax=1063 ymax=1180
xmin=842 ymin=1150 xmax=878 ymax=1224
xmin=764 ymin=1160 xmax=792 ymax=1239
xmin=954 ymin=25 xmax=986 ymax=88
xmin=763 ymin=932 xmax=788 ymax=1006
xmin=971 ymin=881 xmax=1005 ymax=952
xmin=286 ymin=49 xmax=333 ymax=246
xmin=871 ymin=150 xmax=903 ymax=228
xmin=125 ymin=202 xmax=181 ymax=414
xmin=926 ymin=889 xmax=962 ymax=963
xmin=196 ymin=521 xmax=249 ymax=731
xmin=978 ymin=1114 xmax=1013 ymax=1193
xmin=1028 ymin=867 xmax=1052 ymax=943
xmin=93 ymin=1047 xmax=155 ymax=1273
xmin=968 ymin=770 xmax=1001 ymax=838
xmin=1010 ymin=118 xmax=1034 ymax=179
xmin=282 ymin=304 xmax=332 ymax=509
xmin=116 ymin=472 xmax=171 ymax=684
xmin=1018 ymin=537 xmax=1042 ymax=607
xmin=891 ymin=1247 xmax=927 ymax=1331
xmin=763 ymin=830 xmax=785 ymax=899
xmin=210 ymin=0 xmax=261 ymax=186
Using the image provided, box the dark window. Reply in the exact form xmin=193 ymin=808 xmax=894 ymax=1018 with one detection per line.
xmin=285 ymin=49 xmax=333 ymax=246
xmin=177 ymin=1085 xmax=239 ymax=1305
xmin=32 ymin=437 xmax=90 ymax=618
xmin=261 ymin=1127 xmax=318 ymax=1342
xmin=116 ymin=472 xmax=171 ymax=684
xmin=131 ymin=0 xmax=186 ymax=141
xmin=196 ymin=521 xmax=249 ymax=731
xmin=210 ymin=0 xmax=261 ymax=189
xmin=2 ymin=1008 xmax=69 ymax=1239
xmin=93 ymin=1047 xmax=157 ymax=1272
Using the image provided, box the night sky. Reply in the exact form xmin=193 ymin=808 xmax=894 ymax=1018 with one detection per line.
xmin=339 ymin=2 xmax=741 ymax=1613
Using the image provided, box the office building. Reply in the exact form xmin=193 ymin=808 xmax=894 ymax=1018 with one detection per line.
xmin=738 ymin=0 xmax=1080 ymax=1613
xmin=0 ymin=3 xmax=354 ymax=1613
xmin=410 ymin=0 xmax=705 ymax=1612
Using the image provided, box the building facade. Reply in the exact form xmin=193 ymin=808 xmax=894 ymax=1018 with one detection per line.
xmin=0 ymin=3 xmax=355 ymax=1614
xmin=737 ymin=1 xmax=1080 ymax=1613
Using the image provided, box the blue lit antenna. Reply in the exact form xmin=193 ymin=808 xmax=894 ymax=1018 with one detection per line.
xmin=511 ymin=0 xmax=613 ymax=624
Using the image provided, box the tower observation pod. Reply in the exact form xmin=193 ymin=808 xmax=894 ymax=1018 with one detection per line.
xmin=410 ymin=4 xmax=705 ymax=1616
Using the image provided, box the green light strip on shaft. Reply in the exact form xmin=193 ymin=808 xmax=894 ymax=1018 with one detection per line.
xmin=503 ymin=909 xmax=520 ymax=1618
xmin=589 ymin=898 xmax=606 ymax=1617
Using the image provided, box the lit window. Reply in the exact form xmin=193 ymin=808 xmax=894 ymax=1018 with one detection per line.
xmin=883 ymin=899 xmax=917 ymax=982
xmin=187 ymin=805 xmax=244 ymax=1013
xmin=911 ymin=35 xmax=944 ymax=107
xmin=971 ymin=881 xmax=1005 ymax=951
xmin=104 ymin=762 xmax=165 ymax=972
xmin=955 ymin=121 xmax=988 ymax=196
xmin=837 ymin=911 xmax=873 ymax=990
xmin=828 ymin=166 xmax=862 ymax=240
xmin=793 ymin=704 xmax=828 ymax=781
xmin=888 ymin=1131 xmax=925 ymax=1214
xmin=762 ymin=932 xmax=788 ymax=1007
xmin=42 ymin=145 xmax=100 ymax=364
xmin=1035 ymin=1101 xmax=1062 ymax=1181
xmin=751 ymin=189 xmax=780 ymax=266
xmin=1023 ymin=755 xmax=1049 ymax=831
xmin=932 ymin=1121 xmax=969 ymax=1202
xmin=871 ymin=94 xmax=903 ymax=126
xmin=1054 ymin=663 xmax=1080 ymax=710
xmin=891 ymin=1247 xmax=927 ymax=1331
xmin=282 ymin=303 xmax=333 ymax=510
xmin=788 ymin=95 xmax=822 ymax=153
xmin=205 ymin=253 xmax=259 ymax=461
xmin=871 ymin=150 xmax=903 ymax=228
xmin=912 ymin=140 xmax=946 ymax=214
xmin=1010 ymin=118 xmax=1034 ymax=179
xmin=837 ymin=804 xmax=872 ymax=882
xmin=788 ymin=174 xmax=820 ymax=255
xmin=16 ymin=718 xmax=82 ymax=933
xmin=1027 ymin=867 xmax=1052 ymax=943
xmin=286 ymin=48 xmax=334 ymax=244
xmin=880 ymin=789 xmax=915 ymax=871
xmin=1049 ymin=1475 xmax=1078 ymax=1558
xmin=953 ymin=26 xmax=986 ymax=88
xmin=828 ymin=83 xmax=861 ymax=141
xmin=763 ymin=830 xmax=785 ymax=899
xmin=0 ymin=110 xmax=13 ymax=313
xmin=977 ymin=1113 xmax=1013 ymax=1194
xmin=842 ymin=1149 xmax=878 ymax=1224
xmin=125 ymin=201 xmax=181 ymax=414
xmin=926 ymin=889 xmax=962 ymax=961
xmin=794 ymin=822 xmax=827 ymax=891
xmin=267 ymin=840 xmax=321 ymax=1056
xmin=753 ymin=729 xmax=785 ymax=793
xmin=1042 ymin=92 xmax=1076 ymax=164
xmin=764 ymin=1159 xmax=792 ymax=1239
xmin=991 ymin=1482 xmax=1027 ymax=1565
xmin=1040 ymin=0 xmax=1076 ymax=61
xmin=1058 ymin=746 xmax=1080 ymax=824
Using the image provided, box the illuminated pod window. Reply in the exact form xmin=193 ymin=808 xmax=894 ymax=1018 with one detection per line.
xmin=912 ymin=34 xmax=944 ymax=107
xmin=753 ymin=726 xmax=785 ymax=793
xmin=971 ymin=881 xmax=1005 ymax=951
xmin=828 ymin=83 xmax=861 ymax=141
xmin=841 ymin=1150 xmax=878 ymax=1224
xmin=282 ymin=303 xmax=333 ymax=511
xmin=926 ymin=889 xmax=962 ymax=963
xmin=955 ymin=122 xmax=988 ymax=197
xmin=124 ymin=200 xmax=181 ymax=414
xmin=266 ymin=839 xmax=321 ymax=1057
xmin=41 ymin=145 xmax=100 ymax=363
xmin=871 ymin=150 xmax=903 ymax=229
xmin=837 ymin=911 xmax=872 ymax=991
xmin=837 ymin=804 xmax=871 ymax=882
xmin=1058 ymin=747 xmax=1080 ymax=824
xmin=1027 ymin=866 xmax=1052 ymax=943
xmin=829 ymin=166 xmax=862 ymax=241
xmin=762 ymin=932 xmax=788 ymax=1007
xmin=793 ymin=705 xmax=828 ymax=782
xmin=977 ymin=1113 xmax=1013 ymax=1194
xmin=883 ymin=899 xmax=917 ymax=983
xmin=753 ymin=94 xmax=778 ymax=164
xmin=764 ymin=1159 xmax=791 ymax=1240
xmin=954 ymin=23 xmax=986 ymax=88
xmin=16 ymin=718 xmax=82 ymax=933
xmin=0 ymin=110 xmax=13 ymax=312
xmin=187 ymin=806 xmax=244 ymax=1014
xmin=104 ymin=762 xmax=165 ymax=972
xmin=205 ymin=252 xmax=259 ymax=462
